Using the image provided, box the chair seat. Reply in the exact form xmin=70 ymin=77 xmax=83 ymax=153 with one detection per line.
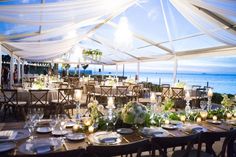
xmin=31 ymin=101 xmax=49 ymax=105
xmin=8 ymin=101 xmax=27 ymax=106
xmin=172 ymin=150 xmax=213 ymax=157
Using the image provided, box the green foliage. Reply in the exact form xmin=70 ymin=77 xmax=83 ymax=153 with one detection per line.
xmin=62 ymin=63 xmax=70 ymax=70
xmin=207 ymin=109 xmax=225 ymax=119
xmin=162 ymin=98 xmax=174 ymax=111
xmin=168 ymin=112 xmax=180 ymax=121
xmin=221 ymin=94 xmax=234 ymax=107
xmin=81 ymin=64 xmax=89 ymax=70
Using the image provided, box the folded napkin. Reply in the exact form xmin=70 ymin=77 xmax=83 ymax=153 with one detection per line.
xmin=181 ymin=124 xmax=206 ymax=134
xmin=33 ymin=144 xmax=53 ymax=154
xmin=141 ymin=127 xmax=164 ymax=137
xmin=98 ymin=133 xmax=118 ymax=144
xmin=0 ymin=131 xmax=17 ymax=140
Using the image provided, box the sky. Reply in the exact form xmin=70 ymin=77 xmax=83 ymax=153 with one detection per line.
xmin=0 ymin=0 xmax=236 ymax=74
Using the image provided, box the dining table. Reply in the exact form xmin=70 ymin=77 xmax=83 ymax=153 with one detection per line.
xmin=0 ymin=117 xmax=234 ymax=156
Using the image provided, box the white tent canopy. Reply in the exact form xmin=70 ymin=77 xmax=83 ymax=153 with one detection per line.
xmin=0 ymin=0 xmax=235 ymax=65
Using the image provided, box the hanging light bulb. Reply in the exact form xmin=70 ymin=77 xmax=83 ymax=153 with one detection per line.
xmin=114 ymin=16 xmax=133 ymax=51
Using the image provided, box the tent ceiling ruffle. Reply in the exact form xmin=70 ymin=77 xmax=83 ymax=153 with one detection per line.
xmin=0 ymin=0 xmax=235 ymax=64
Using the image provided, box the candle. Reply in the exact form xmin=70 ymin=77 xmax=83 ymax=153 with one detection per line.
xmin=165 ymin=119 xmax=170 ymax=125
xmin=233 ymin=112 xmax=236 ymax=117
xmin=88 ymin=126 xmax=94 ymax=133
xmin=213 ymin=115 xmax=217 ymax=121
xmin=107 ymin=97 xmax=115 ymax=109
xmin=83 ymin=117 xmax=92 ymax=126
xmin=180 ymin=115 xmax=186 ymax=122
xmin=74 ymin=89 xmax=83 ymax=102
xmin=185 ymin=91 xmax=191 ymax=100
xmin=227 ymin=113 xmax=232 ymax=119
xmin=200 ymin=110 xmax=208 ymax=120
xmin=208 ymin=89 xmax=213 ymax=97
xmin=150 ymin=92 xmax=156 ymax=103
xmin=196 ymin=117 xmax=202 ymax=123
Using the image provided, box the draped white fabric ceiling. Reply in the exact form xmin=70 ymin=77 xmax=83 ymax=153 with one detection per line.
xmin=0 ymin=0 xmax=235 ymax=64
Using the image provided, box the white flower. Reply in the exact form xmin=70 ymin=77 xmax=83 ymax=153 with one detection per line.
xmin=87 ymin=102 xmax=94 ymax=108
xmin=93 ymin=100 xmax=99 ymax=105
xmin=97 ymin=105 xmax=104 ymax=112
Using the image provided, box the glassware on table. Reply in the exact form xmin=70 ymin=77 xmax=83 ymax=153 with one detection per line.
xmin=200 ymin=101 xmax=207 ymax=110
xmin=49 ymin=115 xmax=58 ymax=132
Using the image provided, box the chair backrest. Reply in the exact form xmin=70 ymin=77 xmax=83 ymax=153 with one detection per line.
xmin=88 ymin=80 xmax=96 ymax=85
xmin=116 ymin=86 xmax=128 ymax=97
xmin=151 ymin=133 xmax=200 ymax=157
xmin=2 ymin=89 xmax=18 ymax=105
xmin=59 ymin=83 xmax=69 ymax=89
xmin=161 ymin=87 xmax=170 ymax=98
xmin=86 ymin=84 xmax=95 ymax=94
xmin=171 ymin=87 xmax=184 ymax=99
xmin=199 ymin=129 xmax=236 ymax=157
xmin=15 ymin=148 xmax=86 ymax=157
xmin=57 ymin=88 xmax=74 ymax=105
xmin=132 ymin=85 xmax=140 ymax=96
xmin=192 ymin=85 xmax=201 ymax=89
xmin=100 ymin=86 xmax=113 ymax=97
xmin=161 ymin=84 xmax=170 ymax=88
xmin=87 ymin=139 xmax=150 ymax=157
xmin=29 ymin=89 xmax=49 ymax=106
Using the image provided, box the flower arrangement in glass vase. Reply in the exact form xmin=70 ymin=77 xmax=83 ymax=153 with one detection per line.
xmin=120 ymin=101 xmax=148 ymax=127
xmin=87 ymin=100 xmax=104 ymax=123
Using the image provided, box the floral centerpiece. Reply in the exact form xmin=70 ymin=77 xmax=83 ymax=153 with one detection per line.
xmin=32 ymin=79 xmax=45 ymax=89
xmin=175 ymin=82 xmax=186 ymax=88
xmin=120 ymin=101 xmax=148 ymax=125
xmin=221 ymin=94 xmax=234 ymax=108
xmin=87 ymin=100 xmax=104 ymax=123
xmin=162 ymin=97 xmax=174 ymax=111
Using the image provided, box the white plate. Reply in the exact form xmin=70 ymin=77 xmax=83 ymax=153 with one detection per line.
xmin=0 ymin=142 xmax=16 ymax=152
xmin=116 ymin=128 xmax=134 ymax=134
xmin=206 ymin=120 xmax=222 ymax=124
xmin=88 ymin=131 xmax=121 ymax=145
xmin=36 ymin=127 xmax=51 ymax=134
xmin=161 ymin=124 xmax=178 ymax=130
xmin=51 ymin=130 xmax=69 ymax=136
xmin=18 ymin=138 xmax=62 ymax=154
xmin=66 ymin=133 xmax=86 ymax=141
xmin=140 ymin=127 xmax=169 ymax=137
xmin=0 ymin=129 xmax=30 ymax=142
xmin=65 ymin=121 xmax=76 ymax=128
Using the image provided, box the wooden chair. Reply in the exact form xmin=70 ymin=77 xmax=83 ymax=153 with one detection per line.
xmin=128 ymin=85 xmax=141 ymax=101
xmin=88 ymin=80 xmax=96 ymax=85
xmin=87 ymin=139 xmax=150 ymax=157
xmin=172 ymin=129 xmax=236 ymax=157
xmin=171 ymin=87 xmax=185 ymax=109
xmin=115 ymin=86 xmax=129 ymax=106
xmin=85 ymin=84 xmax=97 ymax=104
xmin=29 ymin=89 xmax=50 ymax=116
xmin=151 ymin=133 xmax=200 ymax=157
xmin=52 ymin=88 xmax=75 ymax=118
xmin=99 ymin=86 xmax=113 ymax=104
xmin=161 ymin=87 xmax=170 ymax=99
xmin=6 ymin=147 xmax=86 ymax=157
xmin=59 ymin=83 xmax=69 ymax=89
xmin=2 ymin=89 xmax=27 ymax=121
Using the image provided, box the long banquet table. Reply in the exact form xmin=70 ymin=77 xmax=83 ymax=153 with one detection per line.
xmin=0 ymin=119 xmax=234 ymax=156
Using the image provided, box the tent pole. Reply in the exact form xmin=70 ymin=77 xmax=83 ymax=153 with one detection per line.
xmin=0 ymin=44 xmax=2 ymax=86
xmin=122 ymin=64 xmax=125 ymax=77
xmin=17 ymin=59 xmax=20 ymax=83
xmin=137 ymin=61 xmax=140 ymax=82
xmin=10 ymin=54 xmax=14 ymax=88
xmin=102 ymin=64 xmax=104 ymax=80
xmin=22 ymin=60 xmax=25 ymax=80
xmin=173 ymin=56 xmax=178 ymax=84
xmin=115 ymin=64 xmax=118 ymax=78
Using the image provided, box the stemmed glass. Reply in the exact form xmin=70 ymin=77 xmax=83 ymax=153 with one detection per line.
xmin=25 ymin=111 xmax=37 ymax=142
xmin=200 ymin=101 xmax=207 ymax=110
xmin=49 ymin=115 xmax=58 ymax=132
xmin=185 ymin=107 xmax=192 ymax=122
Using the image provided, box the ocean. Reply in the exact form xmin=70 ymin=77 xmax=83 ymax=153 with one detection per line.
xmin=92 ymin=71 xmax=236 ymax=94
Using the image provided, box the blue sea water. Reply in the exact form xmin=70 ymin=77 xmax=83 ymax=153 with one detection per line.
xmin=93 ymin=71 xmax=236 ymax=94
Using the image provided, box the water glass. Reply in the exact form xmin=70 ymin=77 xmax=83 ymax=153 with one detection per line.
xmin=200 ymin=101 xmax=207 ymax=110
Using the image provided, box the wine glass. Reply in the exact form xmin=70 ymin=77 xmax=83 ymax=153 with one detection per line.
xmin=49 ymin=115 xmax=57 ymax=132
xmin=37 ymin=110 xmax=44 ymax=121
xmin=200 ymin=101 xmax=207 ymax=110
